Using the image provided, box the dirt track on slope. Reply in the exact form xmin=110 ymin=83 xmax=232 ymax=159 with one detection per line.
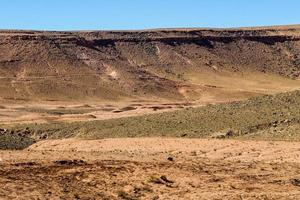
xmin=0 ymin=138 xmax=300 ymax=199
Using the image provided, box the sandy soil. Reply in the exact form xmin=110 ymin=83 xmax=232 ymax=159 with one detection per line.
xmin=0 ymin=101 xmax=196 ymax=125
xmin=1 ymin=72 xmax=299 ymax=125
xmin=0 ymin=138 xmax=299 ymax=199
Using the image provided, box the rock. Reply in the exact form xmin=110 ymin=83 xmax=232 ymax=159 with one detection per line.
xmin=167 ymin=156 xmax=174 ymax=161
xmin=54 ymin=159 xmax=86 ymax=165
xmin=160 ymin=175 xmax=174 ymax=183
xmin=211 ymin=132 xmax=226 ymax=139
xmin=152 ymin=195 xmax=159 ymax=200
xmin=211 ymin=130 xmax=238 ymax=139
xmin=290 ymin=178 xmax=300 ymax=186
xmin=180 ymin=133 xmax=187 ymax=137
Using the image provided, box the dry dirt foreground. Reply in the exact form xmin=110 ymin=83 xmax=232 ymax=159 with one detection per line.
xmin=0 ymin=138 xmax=300 ymax=200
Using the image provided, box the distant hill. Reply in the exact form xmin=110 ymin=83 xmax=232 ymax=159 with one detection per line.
xmin=0 ymin=25 xmax=300 ymax=102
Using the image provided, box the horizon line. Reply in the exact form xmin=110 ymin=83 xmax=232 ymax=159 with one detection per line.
xmin=0 ymin=24 xmax=300 ymax=32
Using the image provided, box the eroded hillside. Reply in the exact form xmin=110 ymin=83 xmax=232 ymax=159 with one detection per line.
xmin=0 ymin=26 xmax=300 ymax=102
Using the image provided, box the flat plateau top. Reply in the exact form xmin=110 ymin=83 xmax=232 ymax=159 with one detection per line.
xmin=0 ymin=24 xmax=300 ymax=36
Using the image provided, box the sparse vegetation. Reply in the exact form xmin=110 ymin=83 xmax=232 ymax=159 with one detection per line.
xmin=0 ymin=133 xmax=35 ymax=150
xmin=4 ymin=90 xmax=298 ymax=141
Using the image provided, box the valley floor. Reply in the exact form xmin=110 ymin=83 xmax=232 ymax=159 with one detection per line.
xmin=1 ymin=26 xmax=300 ymax=200
xmin=0 ymin=138 xmax=299 ymax=200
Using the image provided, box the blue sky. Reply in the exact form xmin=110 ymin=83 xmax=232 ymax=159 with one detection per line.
xmin=0 ymin=0 xmax=300 ymax=30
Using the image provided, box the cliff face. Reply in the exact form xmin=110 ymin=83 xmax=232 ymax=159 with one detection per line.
xmin=0 ymin=26 xmax=300 ymax=102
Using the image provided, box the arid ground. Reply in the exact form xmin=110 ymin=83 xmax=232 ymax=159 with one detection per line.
xmin=0 ymin=25 xmax=300 ymax=199
xmin=0 ymin=138 xmax=300 ymax=199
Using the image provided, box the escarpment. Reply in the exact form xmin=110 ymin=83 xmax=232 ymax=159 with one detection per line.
xmin=0 ymin=25 xmax=300 ymax=102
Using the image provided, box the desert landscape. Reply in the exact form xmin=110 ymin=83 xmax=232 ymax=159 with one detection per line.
xmin=0 ymin=25 xmax=300 ymax=199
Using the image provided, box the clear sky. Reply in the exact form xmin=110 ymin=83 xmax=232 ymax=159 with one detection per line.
xmin=0 ymin=0 xmax=300 ymax=31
